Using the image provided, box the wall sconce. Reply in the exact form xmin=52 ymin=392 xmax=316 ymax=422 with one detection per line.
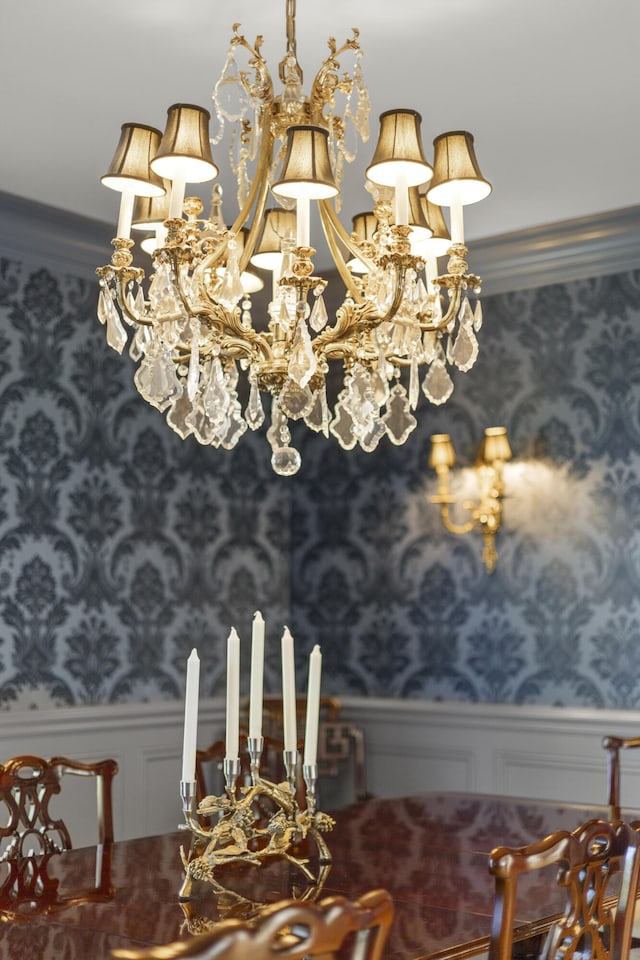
xmin=428 ymin=427 xmax=512 ymax=573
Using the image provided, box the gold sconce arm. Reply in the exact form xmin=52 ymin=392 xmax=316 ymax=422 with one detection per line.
xmin=428 ymin=428 xmax=511 ymax=573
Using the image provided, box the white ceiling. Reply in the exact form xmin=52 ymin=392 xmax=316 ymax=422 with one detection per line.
xmin=1 ymin=0 xmax=639 ymax=253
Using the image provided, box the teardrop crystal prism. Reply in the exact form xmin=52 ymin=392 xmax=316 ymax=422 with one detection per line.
xmin=422 ymin=359 xmax=455 ymax=405
xmin=309 ymin=293 xmax=329 ymax=332
xmin=304 ymin=385 xmax=330 ymax=437
xmin=246 ymin=377 xmax=265 ymax=430
xmin=451 ymin=323 xmax=479 ymax=372
xmin=382 ymin=383 xmax=417 ymax=445
xmin=288 ymin=319 xmax=317 ymax=388
xmin=106 ymin=308 xmax=128 ymax=354
xmin=166 ymin=391 xmax=194 ymax=439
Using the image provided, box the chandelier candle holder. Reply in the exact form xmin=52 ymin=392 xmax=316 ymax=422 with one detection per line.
xmin=97 ymin=0 xmax=491 ymax=475
xmin=428 ymin=427 xmax=512 ymax=573
xmin=178 ymin=613 xmax=333 ymax=901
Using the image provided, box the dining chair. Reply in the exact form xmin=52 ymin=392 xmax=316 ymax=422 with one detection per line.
xmin=110 ymin=887 xmax=394 ymax=960
xmin=602 ymin=735 xmax=640 ymax=820
xmin=487 ymin=817 xmax=640 ymax=960
xmin=0 ymin=754 xmax=119 ymax=860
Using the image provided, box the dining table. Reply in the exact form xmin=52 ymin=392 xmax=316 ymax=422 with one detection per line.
xmin=0 ymin=791 xmax=632 ymax=960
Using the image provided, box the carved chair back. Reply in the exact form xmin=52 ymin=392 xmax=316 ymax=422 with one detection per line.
xmin=602 ymin=735 xmax=640 ymax=820
xmin=111 ymin=888 xmax=394 ymax=960
xmin=0 ymin=754 xmax=118 ymax=860
xmin=488 ymin=818 xmax=640 ymax=960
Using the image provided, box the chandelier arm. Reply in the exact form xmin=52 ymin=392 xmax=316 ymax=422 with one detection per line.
xmin=309 ymin=31 xmax=362 ymax=119
xmin=310 ymin=298 xmax=379 ymax=358
xmin=229 ymin=106 xmax=275 ymax=274
xmin=416 ymin=282 xmax=464 ymax=332
xmin=317 ymin=203 xmax=363 ymax=303
xmin=111 ymin=274 xmax=154 ymax=327
xmin=229 ymin=25 xmax=274 ymax=103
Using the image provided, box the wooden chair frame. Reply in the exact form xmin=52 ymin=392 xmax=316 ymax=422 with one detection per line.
xmin=602 ymin=735 xmax=640 ymax=820
xmin=488 ymin=818 xmax=640 ymax=960
xmin=0 ymin=754 xmax=118 ymax=859
xmin=111 ymin=888 xmax=394 ymax=960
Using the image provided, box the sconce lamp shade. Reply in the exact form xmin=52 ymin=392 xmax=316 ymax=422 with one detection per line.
xmin=151 ymin=104 xmax=218 ymax=183
xmin=250 ymin=209 xmax=297 ymax=271
xmin=272 ymin=125 xmax=339 ymax=200
xmin=131 ymin=186 xmax=171 ymax=232
xmin=429 ymin=433 xmax=456 ymax=469
xmin=480 ymin=426 xmax=512 ymax=464
xmin=101 ymin=123 xmax=166 ymax=197
xmin=367 ymin=109 xmax=433 ymax=188
xmin=427 ymin=131 xmax=492 ymax=207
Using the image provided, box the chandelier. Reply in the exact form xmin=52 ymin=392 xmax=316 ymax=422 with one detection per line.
xmin=97 ymin=0 xmax=491 ymax=475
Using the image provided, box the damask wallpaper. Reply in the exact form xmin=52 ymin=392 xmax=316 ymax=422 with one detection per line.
xmin=0 ymin=252 xmax=639 ymax=709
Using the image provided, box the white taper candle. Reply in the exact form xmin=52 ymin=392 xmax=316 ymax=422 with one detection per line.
xmin=181 ymin=648 xmax=200 ymax=782
xmin=249 ymin=611 xmax=265 ymax=740
xmin=225 ymin=627 xmax=240 ymax=760
xmin=303 ymin=645 xmax=322 ymax=766
xmin=281 ymin=626 xmax=297 ymax=752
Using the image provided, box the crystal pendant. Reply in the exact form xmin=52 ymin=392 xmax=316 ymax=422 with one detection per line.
xmin=246 ymin=376 xmax=265 ymax=430
xmin=219 ymin=397 xmax=248 ymax=449
xmin=135 ymin=347 xmax=183 ymax=412
xmin=309 ymin=292 xmax=328 ymax=332
xmin=450 ymin=322 xmax=479 ymax=372
xmin=267 ymin=402 xmax=301 ymax=477
xmin=279 ymin=379 xmax=315 ymax=420
xmin=217 ymin=258 xmax=244 ymax=310
xmin=422 ymin=330 xmax=437 ymax=364
xmin=347 ymin=364 xmax=377 ymax=437
xmin=473 ymin=300 xmax=483 ymax=331
xmin=212 ymin=48 xmax=251 ymax=127
xmin=186 ymin=318 xmax=201 ymax=401
xmin=148 ymin=263 xmax=183 ymax=321
xmin=166 ymin=391 xmax=194 ymax=440
xmin=187 ymin=401 xmax=216 ymax=446
xmin=459 ymin=296 xmax=474 ymax=328
xmin=202 ymin=358 xmax=231 ymax=424
xmin=383 ymin=383 xmax=417 ymax=445
xmin=408 ymin=352 xmax=419 ymax=410
xmin=329 ymin=395 xmax=357 ymax=450
xmin=97 ymin=287 xmax=114 ymax=326
xmin=288 ymin=319 xmax=317 ymax=388
xmin=359 ymin=417 xmax=387 ymax=453
xmin=422 ymin=359 xmax=455 ymax=405
xmin=271 ymin=446 xmax=302 ymax=476
xmin=304 ymin=385 xmax=330 ymax=437
xmin=106 ymin=308 xmax=127 ymax=354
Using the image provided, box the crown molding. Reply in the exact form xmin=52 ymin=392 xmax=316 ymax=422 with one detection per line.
xmin=472 ymin=205 xmax=640 ymax=295
xmin=1 ymin=190 xmax=639 ymax=293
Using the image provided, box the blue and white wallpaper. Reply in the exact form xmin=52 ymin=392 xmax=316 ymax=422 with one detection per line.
xmin=0 ymin=252 xmax=639 ymax=709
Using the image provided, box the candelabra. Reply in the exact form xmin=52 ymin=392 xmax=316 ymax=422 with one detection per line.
xmin=178 ymin=746 xmax=333 ymax=901
xmin=96 ymin=0 xmax=491 ymax=475
xmin=429 ymin=427 xmax=512 ymax=573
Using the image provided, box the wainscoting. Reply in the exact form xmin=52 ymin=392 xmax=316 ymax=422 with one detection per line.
xmin=4 ymin=697 xmax=640 ymax=848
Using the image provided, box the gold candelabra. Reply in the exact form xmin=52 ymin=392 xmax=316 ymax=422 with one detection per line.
xmin=429 ymin=427 xmax=512 ymax=573
xmin=179 ymin=744 xmax=333 ymax=902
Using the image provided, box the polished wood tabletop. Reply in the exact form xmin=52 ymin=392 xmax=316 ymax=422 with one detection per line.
xmin=0 ymin=791 xmax=626 ymax=960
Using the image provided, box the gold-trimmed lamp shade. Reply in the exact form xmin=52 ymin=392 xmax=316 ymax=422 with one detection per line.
xmin=272 ymin=125 xmax=339 ymax=201
xmin=429 ymin=433 xmax=456 ymax=469
xmin=480 ymin=426 xmax=512 ymax=464
xmin=366 ymin=109 xmax=433 ymax=188
xmin=347 ymin=211 xmax=378 ymax=272
xmin=427 ymin=130 xmax=492 ymax=207
xmin=101 ymin=123 xmax=165 ymax=197
xmin=250 ymin=209 xmax=297 ymax=271
xmin=413 ymin=197 xmax=451 ymax=259
xmin=131 ymin=186 xmax=171 ymax=232
xmin=151 ymin=103 xmax=218 ymax=184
